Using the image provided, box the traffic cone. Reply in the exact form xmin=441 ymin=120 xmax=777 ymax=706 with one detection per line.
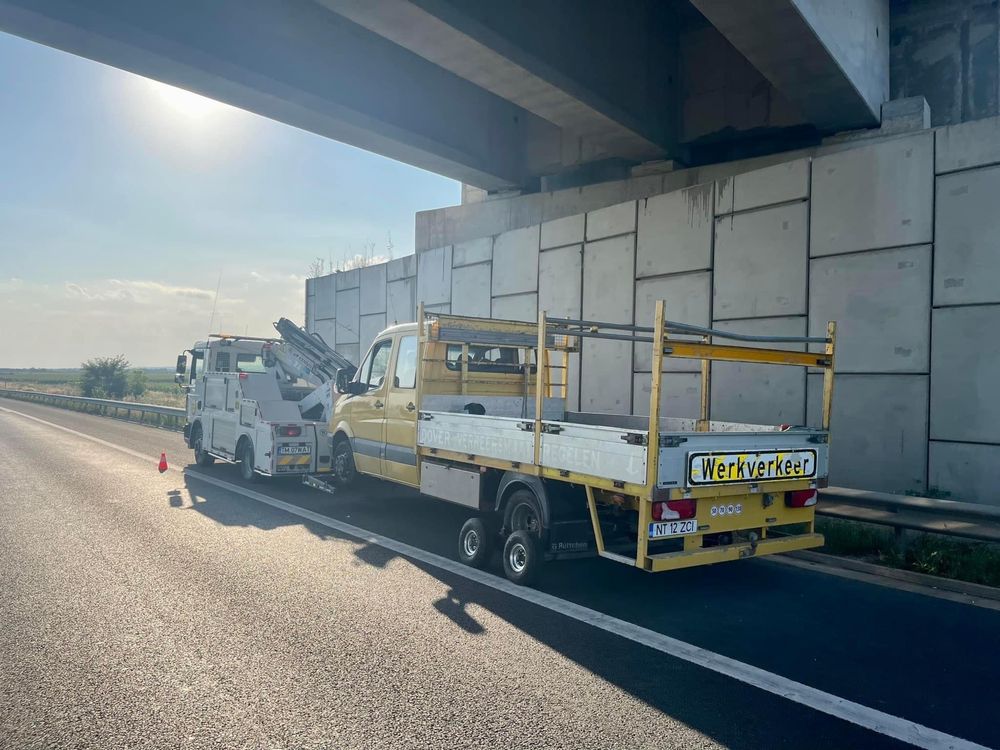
xmin=158 ymin=452 xmax=168 ymax=473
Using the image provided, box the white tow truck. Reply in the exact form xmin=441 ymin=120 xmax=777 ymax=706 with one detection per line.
xmin=175 ymin=318 xmax=353 ymax=482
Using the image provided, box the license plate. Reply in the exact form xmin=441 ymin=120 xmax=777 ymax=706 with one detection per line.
xmin=648 ymin=520 xmax=698 ymax=539
xmin=688 ymin=449 xmax=817 ymax=486
xmin=278 ymin=446 xmax=311 ymax=455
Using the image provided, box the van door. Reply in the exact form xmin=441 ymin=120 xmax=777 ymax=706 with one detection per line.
xmin=347 ymin=337 xmax=394 ymax=476
xmin=382 ymin=334 xmax=419 ymax=486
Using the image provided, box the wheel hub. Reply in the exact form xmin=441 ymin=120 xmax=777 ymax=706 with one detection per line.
xmin=462 ymin=529 xmax=480 ymax=557
xmin=508 ymin=542 xmax=527 ymax=573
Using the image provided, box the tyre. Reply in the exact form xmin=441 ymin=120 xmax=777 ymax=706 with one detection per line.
xmin=502 ymin=530 xmax=540 ymax=586
xmin=239 ymin=439 xmax=258 ymax=483
xmin=331 ymin=436 xmax=356 ymax=486
xmin=504 ymin=488 xmax=543 ymax=539
xmin=192 ymin=426 xmax=215 ymax=467
xmin=458 ymin=517 xmax=493 ymax=569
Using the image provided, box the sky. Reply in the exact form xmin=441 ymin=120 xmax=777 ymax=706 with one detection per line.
xmin=0 ymin=31 xmax=460 ymax=368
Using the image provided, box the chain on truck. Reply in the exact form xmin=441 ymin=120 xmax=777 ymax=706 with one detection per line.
xmin=178 ymin=301 xmax=837 ymax=587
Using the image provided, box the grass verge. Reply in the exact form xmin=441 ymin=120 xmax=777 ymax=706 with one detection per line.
xmin=817 ymin=517 xmax=1000 ymax=588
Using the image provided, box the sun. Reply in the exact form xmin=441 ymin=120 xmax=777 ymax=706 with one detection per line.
xmin=148 ymin=80 xmax=229 ymax=122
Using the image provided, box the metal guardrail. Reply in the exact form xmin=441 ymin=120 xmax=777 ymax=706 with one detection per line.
xmin=0 ymin=388 xmax=185 ymax=430
xmin=2 ymin=387 xmax=997 ymax=544
xmin=818 ymin=487 xmax=1000 ymax=543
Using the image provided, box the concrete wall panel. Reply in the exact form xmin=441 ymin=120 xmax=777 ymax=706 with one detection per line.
xmin=710 ymin=317 xmax=807 ymax=426
xmin=538 ymin=245 xmax=582 ymax=318
xmin=359 ymin=264 xmax=387 ymax=315
xmin=335 ymin=343 xmax=360 ymax=367
xmin=636 ymin=184 xmax=713 ymax=277
xmin=929 ymin=441 xmax=1000 ymax=506
xmin=336 ymin=268 xmax=359 ymax=291
xmin=386 ymin=278 xmax=416 ymax=325
xmin=359 ymin=313 xmax=386 ymax=356
xmin=490 ymin=293 xmax=536 ymax=322
xmin=714 ymin=202 xmax=808 ymax=320
xmin=807 ymin=373 xmax=928 ymax=494
xmin=809 ymin=245 xmax=931 ymax=373
xmin=453 ymin=237 xmax=492 ymax=267
xmin=930 ymin=305 xmax=1000 ymax=443
xmin=538 ymin=244 xmax=583 ymax=412
xmin=728 ymin=158 xmax=810 ymax=213
xmin=934 ymin=166 xmax=1000 ymax=306
xmin=305 ymin=289 xmax=317 ymax=330
xmin=387 ymin=255 xmax=416 ymax=282
xmin=581 ymin=234 xmax=635 ymax=413
xmin=313 ymin=318 xmax=336 ymax=349
xmin=334 ymin=288 xmax=360 ymax=344
xmin=417 ymin=245 xmax=452 ymax=306
xmin=936 ymin=116 xmax=1000 ymax=174
xmin=314 ymin=274 xmax=336 ymax=320
xmin=716 ymin=176 xmax=734 ymax=216
xmin=810 ymin=132 xmax=933 ymax=256
xmin=541 ymin=214 xmax=585 ymax=249
xmin=586 ymin=201 xmax=636 ymax=240
xmin=633 ymin=372 xmax=701 ymax=419
xmin=491 ymin=225 xmax=539 ymax=296
xmin=451 ymin=263 xmax=492 ymax=317
xmin=634 ymin=271 xmax=711 ymax=373
xmin=583 ymin=236 xmax=635 ymax=323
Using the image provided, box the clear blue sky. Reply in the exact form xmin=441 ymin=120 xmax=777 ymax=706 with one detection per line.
xmin=0 ymin=31 xmax=460 ymax=367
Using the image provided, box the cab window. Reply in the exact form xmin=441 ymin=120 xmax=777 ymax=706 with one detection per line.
xmin=236 ymin=353 xmax=266 ymax=373
xmin=394 ymin=336 xmax=417 ymax=389
xmin=445 ymin=344 xmax=526 ymax=374
xmin=359 ymin=339 xmax=393 ymax=391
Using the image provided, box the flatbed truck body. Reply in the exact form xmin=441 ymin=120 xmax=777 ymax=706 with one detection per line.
xmin=326 ymin=301 xmax=837 ymax=584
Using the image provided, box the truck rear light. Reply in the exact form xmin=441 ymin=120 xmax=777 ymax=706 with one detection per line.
xmin=276 ymin=425 xmax=302 ymax=437
xmin=786 ymin=489 xmax=817 ymax=508
xmin=652 ymin=499 xmax=696 ymax=521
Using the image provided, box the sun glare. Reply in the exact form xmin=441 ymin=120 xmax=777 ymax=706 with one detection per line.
xmin=149 ymin=80 xmax=227 ymax=121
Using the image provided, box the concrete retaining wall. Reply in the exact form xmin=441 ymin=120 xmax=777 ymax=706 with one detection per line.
xmin=306 ymin=115 xmax=1000 ymax=505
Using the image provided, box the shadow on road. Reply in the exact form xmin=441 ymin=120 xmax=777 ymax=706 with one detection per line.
xmin=167 ymin=464 xmax=986 ymax=750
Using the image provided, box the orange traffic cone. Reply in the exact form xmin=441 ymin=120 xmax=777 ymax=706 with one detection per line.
xmin=158 ymin=452 xmax=168 ymax=473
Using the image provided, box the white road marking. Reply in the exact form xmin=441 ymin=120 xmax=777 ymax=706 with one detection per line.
xmin=0 ymin=403 xmax=989 ymax=750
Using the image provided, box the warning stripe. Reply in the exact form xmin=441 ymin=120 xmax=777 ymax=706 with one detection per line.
xmin=277 ymin=455 xmax=312 ymax=466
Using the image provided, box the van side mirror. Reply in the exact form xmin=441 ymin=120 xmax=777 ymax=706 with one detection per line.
xmin=336 ymin=366 xmax=358 ymax=393
xmin=343 ymin=381 xmax=368 ymax=396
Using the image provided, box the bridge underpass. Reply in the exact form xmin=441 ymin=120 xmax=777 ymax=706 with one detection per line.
xmin=0 ymin=0 xmax=887 ymax=192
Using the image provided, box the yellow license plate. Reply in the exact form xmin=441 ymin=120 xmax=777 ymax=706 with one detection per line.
xmin=688 ymin=449 xmax=817 ymax=486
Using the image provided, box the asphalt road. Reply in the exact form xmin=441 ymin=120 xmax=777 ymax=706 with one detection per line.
xmin=1 ymin=398 xmax=998 ymax=750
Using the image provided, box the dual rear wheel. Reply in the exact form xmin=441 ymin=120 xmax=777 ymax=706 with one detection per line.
xmin=457 ymin=489 xmax=543 ymax=586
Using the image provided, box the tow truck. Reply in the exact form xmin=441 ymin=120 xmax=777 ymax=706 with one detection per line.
xmin=327 ymin=300 xmax=837 ymax=585
xmin=175 ymin=318 xmax=353 ymax=482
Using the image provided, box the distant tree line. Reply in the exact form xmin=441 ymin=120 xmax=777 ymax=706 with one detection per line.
xmin=80 ymin=355 xmax=146 ymax=399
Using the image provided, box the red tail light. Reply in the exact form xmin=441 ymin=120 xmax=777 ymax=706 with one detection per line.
xmin=652 ymin=499 xmax=697 ymax=520
xmin=276 ymin=425 xmax=302 ymax=437
xmin=786 ymin=489 xmax=817 ymax=508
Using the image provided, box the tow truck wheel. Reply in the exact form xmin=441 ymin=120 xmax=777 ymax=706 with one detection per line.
xmin=192 ymin=427 xmax=214 ymax=467
xmin=458 ymin=518 xmax=492 ymax=569
xmin=502 ymin=530 xmax=540 ymax=586
xmin=331 ymin=437 xmax=356 ymax=486
xmin=239 ymin=440 xmax=258 ymax=483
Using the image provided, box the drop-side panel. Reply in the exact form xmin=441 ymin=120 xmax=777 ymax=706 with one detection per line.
xmin=417 ymin=412 xmax=535 ymax=466
xmin=539 ymin=422 xmax=648 ymax=486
